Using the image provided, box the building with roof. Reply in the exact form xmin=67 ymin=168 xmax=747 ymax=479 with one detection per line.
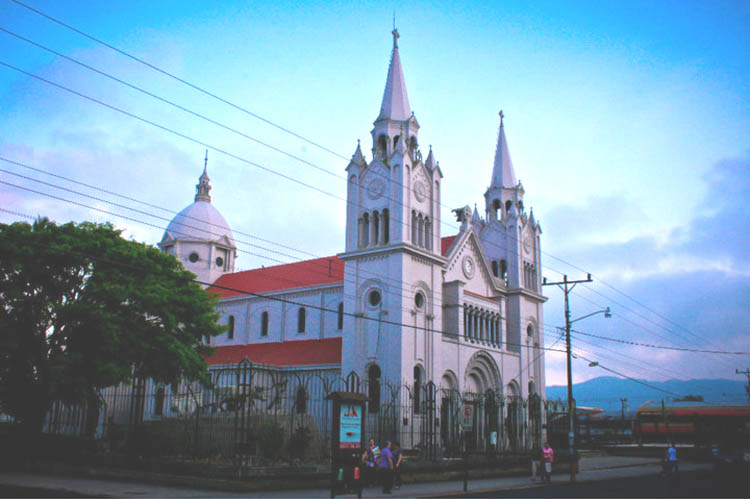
xmin=159 ymin=30 xmax=547 ymax=450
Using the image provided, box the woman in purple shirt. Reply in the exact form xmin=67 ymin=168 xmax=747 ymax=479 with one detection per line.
xmin=379 ymin=440 xmax=394 ymax=494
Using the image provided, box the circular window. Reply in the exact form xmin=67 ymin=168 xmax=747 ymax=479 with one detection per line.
xmin=215 ymin=256 xmax=224 ymax=267
xmin=414 ymin=292 xmax=424 ymax=309
xmin=368 ymin=290 xmax=382 ymax=307
xmin=188 ymin=252 xmax=199 ymax=263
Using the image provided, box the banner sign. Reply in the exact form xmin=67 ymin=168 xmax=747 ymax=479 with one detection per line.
xmin=339 ymin=403 xmax=362 ymax=449
xmin=460 ymin=404 xmax=474 ymax=431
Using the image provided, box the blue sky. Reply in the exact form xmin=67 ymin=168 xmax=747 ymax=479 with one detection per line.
xmin=1 ymin=0 xmax=748 ymax=387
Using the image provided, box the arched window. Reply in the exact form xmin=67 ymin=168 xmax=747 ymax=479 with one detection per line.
xmin=413 ymin=365 xmax=423 ymax=412
xmin=227 ymin=315 xmax=235 ymax=340
xmin=527 ymin=324 xmax=534 ymax=337
xmin=505 ymin=200 xmax=512 ymax=215
xmin=261 ymin=311 xmax=269 ymax=337
xmin=411 ymin=211 xmax=417 ymax=244
xmin=337 ymin=302 xmax=344 ymax=330
xmin=393 ymin=135 xmax=400 ymax=149
xmin=425 ymin=217 xmax=432 ymax=250
xmin=368 ymin=364 xmax=381 ymax=412
xmin=377 ymin=135 xmax=387 ymax=158
xmin=372 ymin=211 xmax=380 ymax=245
xmin=382 ymin=209 xmax=390 ymax=244
xmin=409 ymin=136 xmax=417 ymax=151
xmin=492 ymin=199 xmax=501 ymax=219
xmin=500 ymin=260 xmax=508 ymax=283
xmin=362 ymin=213 xmax=370 ymax=246
xmin=295 ymin=386 xmax=308 ymax=414
xmin=418 ymin=214 xmax=425 ymax=247
xmin=528 ymin=381 xmax=536 ymax=396
xmin=491 ymin=260 xmax=498 ymax=277
xmin=297 ymin=307 xmax=306 ymax=333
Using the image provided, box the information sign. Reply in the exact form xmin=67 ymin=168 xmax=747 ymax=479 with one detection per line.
xmin=339 ymin=403 xmax=362 ymax=449
xmin=460 ymin=404 xmax=474 ymax=431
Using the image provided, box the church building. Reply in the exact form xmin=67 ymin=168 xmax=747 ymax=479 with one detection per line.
xmin=160 ymin=31 xmax=546 ymax=434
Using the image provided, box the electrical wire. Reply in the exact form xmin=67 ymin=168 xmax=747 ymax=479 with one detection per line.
xmin=571 ymin=328 xmax=750 ymax=356
xmin=4 ymin=2 xmax=725 ymax=358
xmin=0 ymin=207 xmax=569 ymax=356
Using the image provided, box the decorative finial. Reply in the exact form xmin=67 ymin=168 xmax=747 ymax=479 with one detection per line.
xmin=499 ymin=110 xmax=504 ymax=126
xmin=195 ymin=151 xmax=212 ymax=202
xmin=392 ymin=28 xmax=400 ymax=48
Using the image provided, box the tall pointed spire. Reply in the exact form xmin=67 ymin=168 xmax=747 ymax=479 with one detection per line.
xmin=491 ymin=110 xmax=517 ymax=188
xmin=378 ymin=28 xmax=411 ymax=121
xmin=195 ymin=150 xmax=212 ymax=202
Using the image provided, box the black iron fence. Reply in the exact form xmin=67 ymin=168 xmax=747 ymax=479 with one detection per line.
xmin=10 ymin=361 xmax=563 ymax=477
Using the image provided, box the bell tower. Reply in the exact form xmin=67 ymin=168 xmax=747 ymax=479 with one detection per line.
xmin=341 ymin=30 xmax=444 ymax=386
xmin=484 ymin=111 xmax=525 ymax=224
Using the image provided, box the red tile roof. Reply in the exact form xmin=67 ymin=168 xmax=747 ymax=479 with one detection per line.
xmin=441 ymin=235 xmax=457 ymax=256
xmin=206 ymin=337 xmax=342 ymax=366
xmin=210 ymin=256 xmax=344 ymax=298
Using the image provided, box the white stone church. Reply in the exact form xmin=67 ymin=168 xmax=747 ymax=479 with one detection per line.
xmin=160 ymin=31 xmax=546 ymax=408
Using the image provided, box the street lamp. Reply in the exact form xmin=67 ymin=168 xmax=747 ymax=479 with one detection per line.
xmin=566 ymin=306 xmax=611 ymax=481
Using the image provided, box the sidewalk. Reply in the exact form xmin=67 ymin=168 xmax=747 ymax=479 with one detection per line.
xmin=0 ymin=456 xmax=710 ymax=498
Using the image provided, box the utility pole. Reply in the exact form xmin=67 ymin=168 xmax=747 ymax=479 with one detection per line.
xmin=736 ymin=369 xmax=750 ymax=403
xmin=620 ymin=398 xmax=628 ymax=420
xmin=542 ymin=273 xmax=593 ymax=482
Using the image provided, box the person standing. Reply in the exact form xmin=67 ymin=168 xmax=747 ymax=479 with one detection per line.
xmin=379 ymin=440 xmax=394 ymax=494
xmin=392 ymin=441 xmax=403 ymax=489
xmin=666 ymin=442 xmax=678 ymax=474
xmin=361 ymin=439 xmax=380 ymax=487
xmin=542 ymin=441 xmax=554 ymax=483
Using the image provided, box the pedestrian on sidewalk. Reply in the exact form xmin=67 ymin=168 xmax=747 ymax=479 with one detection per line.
xmin=666 ymin=442 xmax=678 ymax=474
xmin=361 ymin=439 xmax=380 ymax=488
xmin=379 ymin=440 xmax=394 ymax=494
xmin=542 ymin=441 xmax=554 ymax=483
xmin=392 ymin=441 xmax=403 ymax=489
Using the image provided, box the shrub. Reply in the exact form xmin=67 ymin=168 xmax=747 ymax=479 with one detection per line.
xmin=258 ymin=422 xmax=285 ymax=461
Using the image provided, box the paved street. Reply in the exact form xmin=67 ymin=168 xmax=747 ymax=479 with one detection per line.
xmin=0 ymin=456 xmax=719 ymax=498
xmin=451 ymin=469 xmax=749 ymax=498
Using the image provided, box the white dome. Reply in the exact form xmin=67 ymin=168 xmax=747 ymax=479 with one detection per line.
xmin=163 ymin=200 xmax=235 ymax=247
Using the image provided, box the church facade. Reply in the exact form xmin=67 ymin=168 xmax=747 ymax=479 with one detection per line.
xmin=159 ymin=31 xmax=546 ymax=447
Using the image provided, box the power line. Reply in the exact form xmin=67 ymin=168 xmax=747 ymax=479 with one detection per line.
xmin=570 ymin=287 xmax=738 ymax=374
xmin=4 ymin=3 xmax=718 ymax=356
xmin=571 ymin=328 xmax=750 ymax=356
xmin=0 ymin=12 xmax=577 ymax=284
xmin=8 ymin=0 xmax=350 ymax=162
xmin=0 ymin=208 xmax=568 ymax=356
xmin=572 ymin=351 xmax=682 ymax=398
xmin=0 ymin=60 xmax=346 ymax=202
xmin=0 ymin=25 xmax=344 ymax=182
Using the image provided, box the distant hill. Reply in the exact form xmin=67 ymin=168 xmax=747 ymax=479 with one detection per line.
xmin=546 ymin=377 xmax=748 ymax=413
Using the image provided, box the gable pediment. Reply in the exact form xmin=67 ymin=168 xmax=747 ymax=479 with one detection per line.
xmin=443 ymin=228 xmax=503 ymax=295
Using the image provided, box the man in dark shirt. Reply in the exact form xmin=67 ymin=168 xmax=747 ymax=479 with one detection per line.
xmin=392 ymin=441 xmax=403 ymax=489
xmin=379 ymin=440 xmax=394 ymax=494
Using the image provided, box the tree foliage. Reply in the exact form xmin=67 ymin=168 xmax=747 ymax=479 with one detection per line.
xmin=0 ymin=219 xmax=224 ymax=433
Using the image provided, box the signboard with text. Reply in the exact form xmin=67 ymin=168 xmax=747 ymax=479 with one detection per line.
xmin=339 ymin=403 xmax=362 ymax=449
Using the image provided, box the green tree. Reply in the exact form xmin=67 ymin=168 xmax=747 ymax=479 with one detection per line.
xmin=0 ymin=219 xmax=224 ymax=437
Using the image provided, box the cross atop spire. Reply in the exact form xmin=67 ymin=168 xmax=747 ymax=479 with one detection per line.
xmin=490 ymin=111 xmax=517 ymax=188
xmin=377 ymin=29 xmax=411 ymax=121
xmin=195 ymin=150 xmax=212 ymax=202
